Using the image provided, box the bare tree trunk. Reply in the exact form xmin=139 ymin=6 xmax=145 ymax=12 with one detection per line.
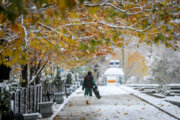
xmin=21 ymin=64 xmax=28 ymax=87
xmin=0 ymin=64 xmax=11 ymax=82
xmin=0 ymin=40 xmax=11 ymax=82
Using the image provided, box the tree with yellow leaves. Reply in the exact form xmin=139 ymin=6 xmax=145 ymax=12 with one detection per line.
xmin=0 ymin=0 xmax=179 ymax=85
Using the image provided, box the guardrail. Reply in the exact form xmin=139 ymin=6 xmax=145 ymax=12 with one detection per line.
xmin=126 ymin=84 xmax=180 ymax=95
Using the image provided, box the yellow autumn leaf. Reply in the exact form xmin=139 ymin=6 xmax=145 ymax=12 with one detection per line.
xmin=112 ymin=1 xmax=118 ymax=6
xmin=140 ymin=34 xmax=147 ymax=42
xmin=160 ymin=104 xmax=164 ymax=107
xmin=51 ymin=40 xmax=56 ymax=44
xmin=0 ymin=31 xmax=5 ymax=36
xmin=161 ymin=1 xmax=167 ymax=5
xmin=57 ymin=0 xmax=67 ymax=11
xmin=124 ymin=113 xmax=128 ymax=115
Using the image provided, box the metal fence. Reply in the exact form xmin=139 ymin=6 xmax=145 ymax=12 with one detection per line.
xmin=10 ymin=80 xmax=82 ymax=115
xmin=12 ymin=84 xmax=42 ymax=114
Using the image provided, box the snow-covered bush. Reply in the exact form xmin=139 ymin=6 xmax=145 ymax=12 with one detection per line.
xmin=155 ymin=85 xmax=171 ymax=95
xmin=42 ymin=78 xmax=49 ymax=93
xmin=52 ymin=69 xmax=62 ymax=91
xmin=0 ymin=86 xmax=11 ymax=115
xmin=66 ymin=72 xmax=73 ymax=86
xmin=150 ymin=53 xmax=180 ymax=84
xmin=136 ymin=44 xmax=180 ymax=84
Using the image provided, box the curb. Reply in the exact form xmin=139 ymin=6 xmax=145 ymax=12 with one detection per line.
xmin=48 ymin=88 xmax=81 ymax=120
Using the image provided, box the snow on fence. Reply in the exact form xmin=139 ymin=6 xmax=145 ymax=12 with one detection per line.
xmin=12 ymin=84 xmax=65 ymax=114
xmin=0 ymin=78 xmax=80 ymax=119
xmin=12 ymin=84 xmax=42 ymax=114
xmin=11 ymin=81 xmax=78 ymax=114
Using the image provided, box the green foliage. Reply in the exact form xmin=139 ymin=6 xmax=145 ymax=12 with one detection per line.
xmin=20 ymin=79 xmax=28 ymax=87
xmin=0 ymin=87 xmax=11 ymax=114
xmin=66 ymin=72 xmax=72 ymax=85
xmin=0 ymin=0 xmax=27 ymax=22
xmin=53 ymin=69 xmax=62 ymax=90
xmin=42 ymin=78 xmax=49 ymax=92
xmin=154 ymin=33 xmax=164 ymax=43
xmin=108 ymin=10 xmax=119 ymax=18
xmin=80 ymin=42 xmax=88 ymax=50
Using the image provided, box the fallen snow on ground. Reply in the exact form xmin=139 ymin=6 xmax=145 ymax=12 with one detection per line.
xmin=53 ymin=86 xmax=179 ymax=120
xmin=98 ymin=86 xmax=129 ymax=96
xmin=49 ymin=88 xmax=81 ymax=120
xmin=65 ymin=86 xmax=129 ymax=98
xmin=168 ymin=83 xmax=180 ymax=87
xmin=121 ymin=86 xmax=180 ymax=120
xmin=164 ymin=96 xmax=180 ymax=103
xmin=126 ymin=84 xmax=159 ymax=87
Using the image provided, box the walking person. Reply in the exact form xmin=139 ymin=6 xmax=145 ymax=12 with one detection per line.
xmin=82 ymin=71 xmax=95 ymax=105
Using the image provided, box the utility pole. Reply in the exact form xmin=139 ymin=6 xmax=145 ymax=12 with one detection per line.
xmin=122 ymin=44 xmax=125 ymax=72
xmin=122 ymin=43 xmax=125 ymax=84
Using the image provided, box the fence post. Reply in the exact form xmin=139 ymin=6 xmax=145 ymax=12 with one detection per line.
xmin=32 ymin=86 xmax=35 ymax=112
xmin=40 ymin=85 xmax=42 ymax=103
xmin=24 ymin=88 xmax=26 ymax=113
xmin=20 ymin=88 xmax=25 ymax=114
xmin=12 ymin=92 xmax=15 ymax=113
xmin=30 ymin=86 xmax=33 ymax=113
xmin=19 ymin=90 xmax=21 ymax=113
xmin=25 ymin=87 xmax=28 ymax=113
xmin=14 ymin=90 xmax=20 ymax=114
xmin=36 ymin=85 xmax=39 ymax=112
xmin=28 ymin=86 xmax=31 ymax=113
xmin=14 ymin=91 xmax=18 ymax=114
xmin=35 ymin=85 xmax=38 ymax=112
xmin=33 ymin=86 xmax=36 ymax=112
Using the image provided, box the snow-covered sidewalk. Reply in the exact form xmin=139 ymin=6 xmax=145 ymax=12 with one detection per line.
xmin=121 ymin=86 xmax=180 ymax=120
xmin=51 ymin=86 xmax=180 ymax=120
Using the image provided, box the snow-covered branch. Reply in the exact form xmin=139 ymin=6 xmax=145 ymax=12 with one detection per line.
xmin=84 ymin=2 xmax=127 ymax=14
xmin=130 ymin=18 xmax=146 ymax=27
xmin=38 ymin=22 xmax=53 ymax=31
xmin=39 ymin=22 xmax=95 ymax=40
xmin=61 ymin=21 xmax=151 ymax=32
xmin=84 ymin=2 xmax=144 ymax=15
xmin=28 ymin=61 xmax=47 ymax=85
xmin=61 ymin=22 xmax=97 ymax=27
xmin=28 ymin=28 xmax=42 ymax=34
xmin=21 ymin=14 xmax=29 ymax=49
xmin=0 ymin=35 xmax=17 ymax=42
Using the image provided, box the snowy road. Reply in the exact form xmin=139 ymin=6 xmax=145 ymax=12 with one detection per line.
xmin=54 ymin=86 xmax=178 ymax=120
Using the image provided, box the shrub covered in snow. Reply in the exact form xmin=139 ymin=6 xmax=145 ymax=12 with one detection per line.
xmin=42 ymin=78 xmax=49 ymax=93
xmin=0 ymin=85 xmax=11 ymax=115
xmin=66 ymin=72 xmax=73 ymax=86
xmin=52 ymin=69 xmax=62 ymax=91
xmin=155 ymin=85 xmax=171 ymax=95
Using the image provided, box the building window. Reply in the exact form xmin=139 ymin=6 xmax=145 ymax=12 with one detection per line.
xmin=109 ymin=62 xmax=114 ymax=65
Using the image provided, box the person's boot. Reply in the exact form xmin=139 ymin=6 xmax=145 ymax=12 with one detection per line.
xmin=88 ymin=96 xmax=92 ymax=104
xmin=86 ymin=100 xmax=88 ymax=105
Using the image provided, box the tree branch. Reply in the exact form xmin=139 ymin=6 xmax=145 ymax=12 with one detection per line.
xmin=28 ymin=60 xmax=47 ymax=85
xmin=60 ymin=21 xmax=151 ymax=32
xmin=21 ymin=14 xmax=29 ymax=48
xmin=39 ymin=22 xmax=95 ymax=40
xmin=84 ymin=2 xmax=144 ymax=15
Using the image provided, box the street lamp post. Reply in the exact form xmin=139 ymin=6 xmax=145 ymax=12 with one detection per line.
xmin=121 ymin=34 xmax=125 ymax=72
